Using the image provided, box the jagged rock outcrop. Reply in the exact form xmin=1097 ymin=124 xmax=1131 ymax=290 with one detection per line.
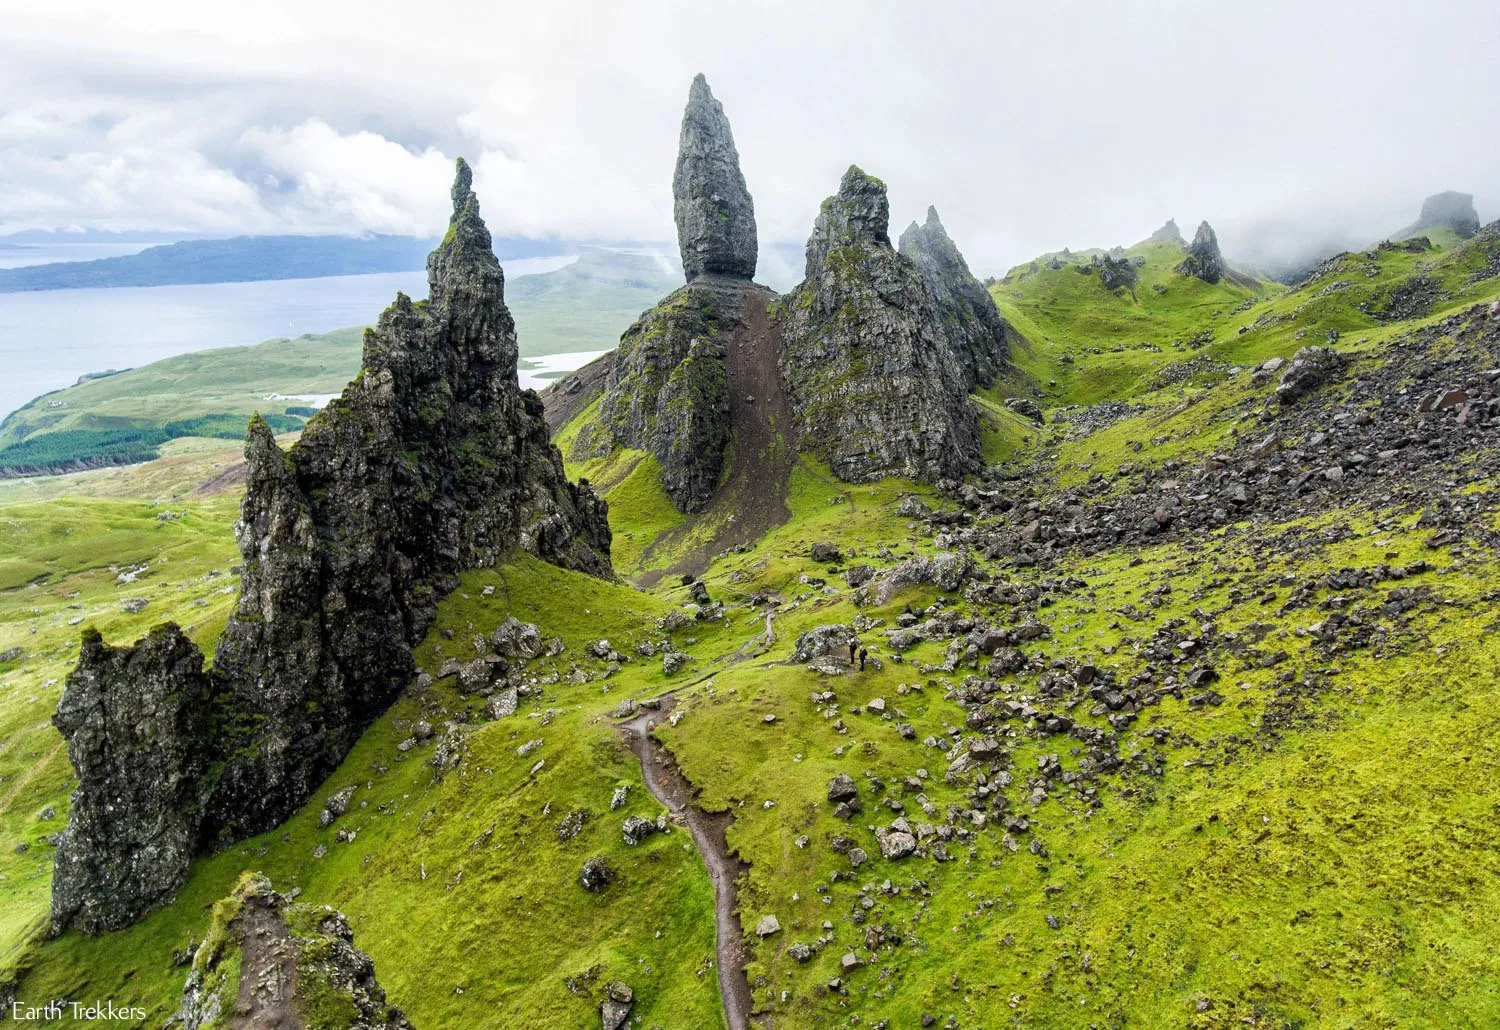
xmin=1178 ymin=220 xmax=1224 ymax=283
xmin=574 ymin=75 xmax=771 ymax=514
xmin=1096 ymin=252 xmax=1139 ymax=293
xmin=50 ymin=627 xmax=214 ymax=934
xmin=50 ymin=160 xmax=612 ymax=935
xmin=1150 ymin=218 xmax=1185 ymax=246
xmin=898 ymin=206 xmax=1011 ymax=388
xmin=777 ymin=166 xmax=980 ymax=483
xmin=1401 ymin=191 xmax=1481 ymax=240
xmin=572 ymin=281 xmax=734 ymax=512
xmin=174 ymin=874 xmax=412 ymax=1029
xmin=674 ymin=74 xmax=757 ymax=282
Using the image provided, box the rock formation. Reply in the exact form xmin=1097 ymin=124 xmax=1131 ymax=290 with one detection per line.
xmin=674 ymin=74 xmax=757 ymax=282
xmin=174 ymin=874 xmax=412 ymax=1030
xmin=1150 ymin=218 xmax=1185 ymax=246
xmin=1402 ymin=191 xmax=1481 ymax=240
xmin=1178 ymin=220 xmax=1224 ymax=283
xmin=50 ymin=627 xmax=214 ymax=935
xmin=898 ymin=206 xmax=1011 ymax=388
xmin=1095 ymin=252 xmax=1139 ymax=293
xmin=777 ymin=166 xmax=981 ymax=483
xmin=50 ymin=160 xmax=612 ymax=934
xmin=574 ymin=75 xmax=771 ymax=514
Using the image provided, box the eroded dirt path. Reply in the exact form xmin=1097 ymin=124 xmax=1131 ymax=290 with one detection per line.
xmin=230 ymin=893 xmax=302 ymax=1029
xmin=619 ymin=698 xmax=754 ymax=1030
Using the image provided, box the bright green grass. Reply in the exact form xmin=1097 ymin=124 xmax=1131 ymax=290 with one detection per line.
xmin=9 ymin=554 xmax=741 ymax=1028
xmin=0 ymin=495 xmax=240 ymax=970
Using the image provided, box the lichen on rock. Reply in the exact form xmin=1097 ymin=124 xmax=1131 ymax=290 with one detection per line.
xmin=50 ymin=159 xmax=612 ymax=935
xmin=776 ymin=166 xmax=981 ymax=483
xmin=898 ymin=206 xmax=1012 ymax=388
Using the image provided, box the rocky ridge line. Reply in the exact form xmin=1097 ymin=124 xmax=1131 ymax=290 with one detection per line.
xmin=776 ymin=166 xmax=982 ymax=483
xmin=49 ymin=161 xmax=612 ymax=935
xmin=898 ymin=205 xmax=1012 ymax=389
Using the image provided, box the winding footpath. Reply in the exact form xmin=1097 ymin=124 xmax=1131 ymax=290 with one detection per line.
xmin=620 ymin=698 xmax=755 ymax=1030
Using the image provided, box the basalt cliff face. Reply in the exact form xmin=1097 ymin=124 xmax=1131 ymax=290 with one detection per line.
xmin=898 ymin=206 xmax=1012 ymax=389
xmin=575 ymin=75 xmax=766 ymax=514
xmin=1178 ymin=219 xmax=1225 ymax=284
xmin=674 ymin=74 xmax=758 ymax=282
xmin=567 ymin=78 xmax=1007 ymax=505
xmin=49 ymin=161 xmax=612 ymax=934
xmin=776 ymin=167 xmax=982 ymax=483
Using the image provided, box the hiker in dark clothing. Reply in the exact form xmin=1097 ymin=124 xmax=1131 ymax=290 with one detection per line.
xmin=848 ymin=638 xmax=858 ymax=664
xmin=858 ymin=646 xmax=868 ymax=671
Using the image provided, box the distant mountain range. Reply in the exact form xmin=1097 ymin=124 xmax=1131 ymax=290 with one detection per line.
xmin=0 ymin=233 xmax=584 ymax=292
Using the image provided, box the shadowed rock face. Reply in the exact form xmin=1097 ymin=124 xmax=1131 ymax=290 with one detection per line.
xmin=50 ymin=627 xmax=214 ymax=934
xmin=674 ymin=74 xmax=757 ymax=282
xmin=1150 ymin=218 xmax=1185 ymax=246
xmin=1179 ymin=220 xmax=1224 ymax=284
xmin=1405 ymin=191 xmax=1481 ymax=240
xmin=574 ymin=279 xmax=735 ymax=512
xmin=50 ymin=160 xmax=612 ymax=935
xmin=898 ymin=206 xmax=1011 ymax=389
xmin=777 ymin=167 xmax=981 ymax=484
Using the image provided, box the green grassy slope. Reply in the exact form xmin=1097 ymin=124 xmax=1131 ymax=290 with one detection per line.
xmin=2 ymin=223 xmax=1499 ymax=1027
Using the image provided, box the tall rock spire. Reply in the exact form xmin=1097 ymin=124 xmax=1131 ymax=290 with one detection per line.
xmin=898 ymin=206 xmax=1012 ymax=389
xmin=1179 ymin=220 xmax=1224 ymax=284
xmin=673 ymin=74 xmax=757 ymax=282
xmin=49 ymin=161 xmax=613 ymax=935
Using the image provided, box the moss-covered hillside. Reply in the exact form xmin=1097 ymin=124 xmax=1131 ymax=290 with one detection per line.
xmin=2 ymin=219 xmax=1499 ymax=1028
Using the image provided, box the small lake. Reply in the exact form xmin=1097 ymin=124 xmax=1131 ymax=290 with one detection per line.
xmin=0 ymin=257 xmax=579 ymax=421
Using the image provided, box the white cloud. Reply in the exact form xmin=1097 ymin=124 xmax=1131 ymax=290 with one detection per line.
xmin=0 ymin=0 xmax=1497 ymax=270
xmin=240 ymin=120 xmax=454 ymax=235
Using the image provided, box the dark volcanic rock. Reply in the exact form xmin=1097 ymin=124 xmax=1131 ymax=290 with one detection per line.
xmin=51 ymin=626 xmax=214 ymax=934
xmin=1275 ymin=345 xmax=1346 ymax=404
xmin=1178 ymin=221 xmax=1224 ymax=284
xmin=1402 ymin=191 xmax=1480 ymax=240
xmin=1096 ymin=252 xmax=1139 ymax=293
xmin=674 ymin=74 xmax=757 ymax=282
xmin=1150 ymin=218 xmax=1185 ymax=246
xmin=50 ymin=160 xmax=613 ymax=935
xmin=175 ymin=874 xmax=412 ymax=1030
xmin=777 ymin=166 xmax=981 ymax=483
xmin=898 ymin=206 xmax=1012 ymax=388
xmin=572 ymin=279 xmax=736 ymax=512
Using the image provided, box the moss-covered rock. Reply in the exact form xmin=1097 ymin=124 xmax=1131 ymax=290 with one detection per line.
xmin=776 ymin=167 xmax=981 ymax=483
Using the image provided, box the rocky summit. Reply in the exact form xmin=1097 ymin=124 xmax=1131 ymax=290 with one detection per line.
xmin=674 ymin=74 xmax=757 ymax=282
xmin=575 ymin=76 xmax=774 ymax=514
xmin=777 ymin=166 xmax=981 ymax=483
xmin=898 ymin=206 xmax=1012 ymax=389
xmin=1178 ymin=218 xmax=1225 ymax=283
xmin=174 ymin=873 xmax=411 ymax=1030
xmin=48 ymin=160 xmax=612 ymax=934
xmin=1402 ymin=190 xmax=1481 ymax=240
xmin=1149 ymin=217 xmax=1185 ymax=245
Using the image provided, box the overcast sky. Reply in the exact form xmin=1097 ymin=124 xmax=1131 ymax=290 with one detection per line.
xmin=2 ymin=0 xmax=1497 ymax=273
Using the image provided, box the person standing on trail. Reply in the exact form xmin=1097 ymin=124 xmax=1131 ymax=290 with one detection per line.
xmin=848 ymin=637 xmax=858 ymax=664
xmin=858 ymin=646 xmax=868 ymax=672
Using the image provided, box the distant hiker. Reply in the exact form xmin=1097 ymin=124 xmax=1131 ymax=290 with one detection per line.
xmin=858 ymin=646 xmax=868 ymax=672
xmin=848 ymin=638 xmax=858 ymax=664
